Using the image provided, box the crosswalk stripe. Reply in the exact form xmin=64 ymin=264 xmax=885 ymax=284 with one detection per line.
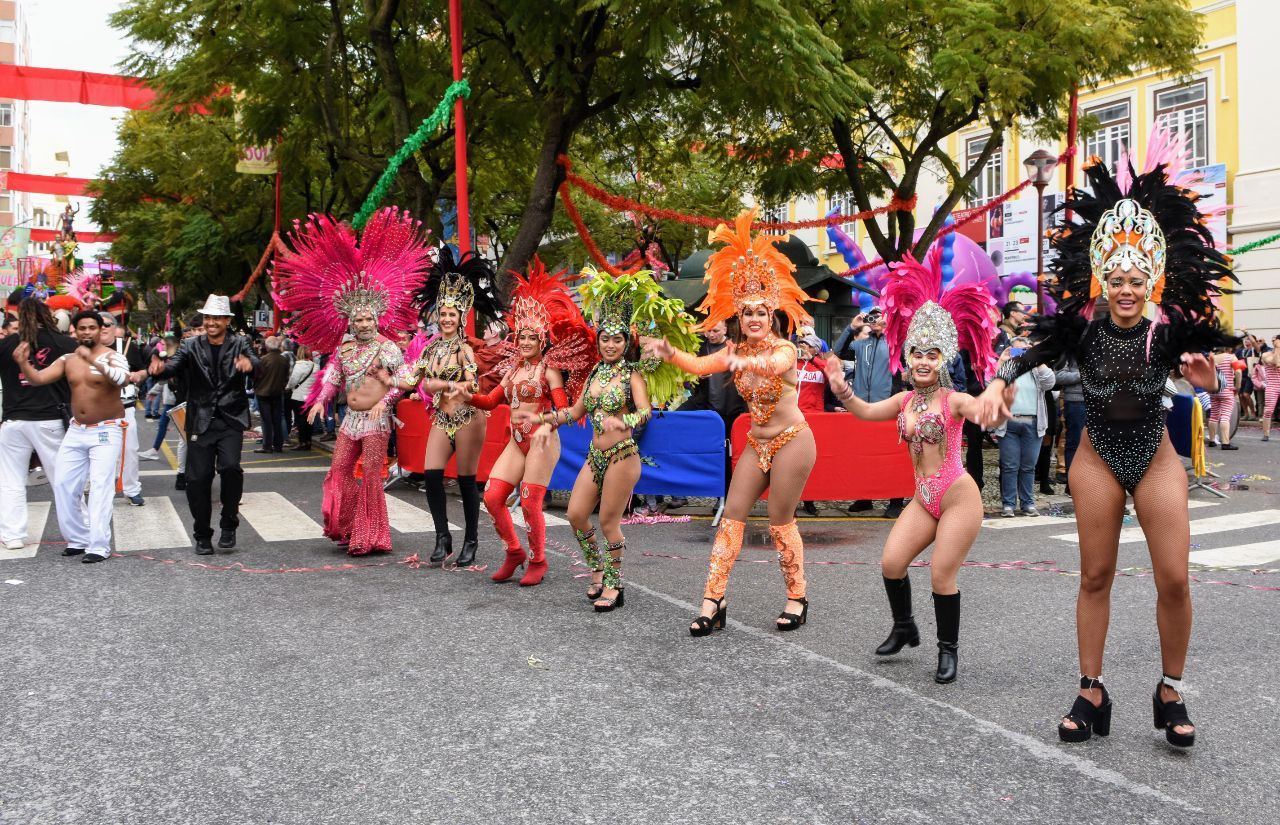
xmin=384 ymin=495 xmax=459 ymax=533
xmin=511 ymin=506 xmax=569 ymax=529
xmin=112 ymin=496 xmax=191 ymax=552
xmin=1052 ymin=508 xmax=1280 ymax=544
xmin=986 ymin=499 xmax=1218 ymax=531
xmin=238 ymin=491 xmax=326 ymax=542
xmin=1189 ymin=541 xmax=1280 ymax=568
xmin=0 ymin=502 xmax=50 ymax=561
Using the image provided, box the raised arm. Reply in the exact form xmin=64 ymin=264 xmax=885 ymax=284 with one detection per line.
xmin=821 ymin=356 xmax=903 ymax=421
xmin=666 ymin=346 xmax=730 ymax=377
xmin=92 ymin=350 xmax=132 ymax=387
xmin=733 ymin=340 xmax=797 ymax=378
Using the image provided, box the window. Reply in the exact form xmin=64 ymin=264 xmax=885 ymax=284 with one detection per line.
xmin=828 ymin=192 xmax=859 ymax=233
xmin=0 ymin=193 xmax=11 ymax=213
xmin=0 ymin=20 xmax=15 ymax=42
xmin=965 ymin=135 xmax=1004 ymax=206
xmin=759 ymin=203 xmax=789 ymax=225
xmin=1083 ymin=100 xmax=1131 ymax=173
xmin=1155 ymin=80 xmax=1209 ymax=167
xmin=0 ymin=104 xmax=11 ymax=128
xmin=0 ymin=146 xmax=11 ymax=170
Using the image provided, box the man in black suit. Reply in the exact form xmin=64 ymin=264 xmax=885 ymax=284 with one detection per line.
xmin=149 ymin=295 xmax=258 ymax=554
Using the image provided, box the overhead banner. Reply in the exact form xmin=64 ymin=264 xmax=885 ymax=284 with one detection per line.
xmin=236 ymin=144 xmax=277 ymax=175
xmin=0 ymin=226 xmax=30 ymax=286
xmin=0 ymin=170 xmax=97 ymax=197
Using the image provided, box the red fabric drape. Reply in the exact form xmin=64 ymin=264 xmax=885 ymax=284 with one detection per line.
xmin=1 ymin=171 xmax=97 ymax=197
xmin=30 ymin=229 xmax=118 ymax=243
xmin=0 ymin=65 xmax=155 ymax=109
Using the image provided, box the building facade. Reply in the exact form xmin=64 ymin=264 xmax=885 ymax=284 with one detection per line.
xmin=0 ymin=0 xmax=32 ymax=230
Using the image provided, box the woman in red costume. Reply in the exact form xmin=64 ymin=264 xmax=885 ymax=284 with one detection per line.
xmin=822 ymin=247 xmax=1008 ymax=683
xmin=646 ymin=208 xmax=818 ymax=636
xmin=454 ymin=258 xmax=594 ymax=587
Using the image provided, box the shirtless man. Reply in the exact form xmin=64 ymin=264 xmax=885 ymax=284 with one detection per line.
xmin=14 ymin=311 xmax=144 ymax=563
xmin=306 ymin=308 xmax=403 ymax=555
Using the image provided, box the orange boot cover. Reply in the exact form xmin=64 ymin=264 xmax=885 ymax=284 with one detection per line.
xmin=770 ymin=521 xmax=806 ymax=600
xmin=703 ymin=518 xmax=745 ymax=601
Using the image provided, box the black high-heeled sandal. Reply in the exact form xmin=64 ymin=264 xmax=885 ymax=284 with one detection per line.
xmin=1058 ymin=676 xmax=1112 ymax=743
xmin=776 ymin=597 xmax=808 ymax=631
xmin=689 ymin=597 xmax=727 ymax=637
xmin=594 ymin=588 xmax=625 ymax=612
xmin=585 ymin=572 xmax=605 ymax=602
xmin=1153 ymin=674 xmax=1196 ymax=748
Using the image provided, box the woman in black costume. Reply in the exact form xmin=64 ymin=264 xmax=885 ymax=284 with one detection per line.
xmin=976 ymin=145 xmax=1236 ymax=748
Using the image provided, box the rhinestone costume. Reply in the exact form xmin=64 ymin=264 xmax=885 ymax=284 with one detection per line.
xmin=1001 ymin=318 xmax=1170 ymax=491
xmin=410 ymin=334 xmax=482 ymax=441
xmin=897 ymin=388 xmax=964 ymax=519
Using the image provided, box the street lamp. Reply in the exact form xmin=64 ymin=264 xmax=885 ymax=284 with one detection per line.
xmin=1023 ymin=149 xmax=1058 ymax=312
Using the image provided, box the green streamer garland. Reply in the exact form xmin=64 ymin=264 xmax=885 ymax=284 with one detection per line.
xmin=352 ymin=79 xmax=472 ymax=231
xmin=1227 ymin=230 xmax=1280 ymax=258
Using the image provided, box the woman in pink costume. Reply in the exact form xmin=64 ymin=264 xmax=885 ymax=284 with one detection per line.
xmin=824 ymin=247 xmax=1008 ymax=683
xmin=273 ymin=208 xmax=433 ymax=555
xmin=1261 ymin=337 xmax=1280 ymax=442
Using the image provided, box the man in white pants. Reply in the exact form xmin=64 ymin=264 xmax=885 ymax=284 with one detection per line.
xmin=100 ymin=312 xmax=147 ymax=506
xmin=0 ymin=298 xmax=75 ymax=551
xmin=14 ymin=311 xmax=143 ymax=563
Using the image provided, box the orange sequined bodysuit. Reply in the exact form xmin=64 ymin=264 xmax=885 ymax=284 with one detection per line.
xmin=670 ymin=337 xmax=807 ymax=472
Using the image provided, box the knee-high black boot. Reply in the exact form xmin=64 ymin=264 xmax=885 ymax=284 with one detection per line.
xmin=455 ymin=474 xmax=481 ymax=567
xmin=423 ymin=469 xmax=452 ymax=565
xmin=933 ymin=591 xmax=960 ymax=684
xmin=875 ymin=575 xmax=920 ymax=655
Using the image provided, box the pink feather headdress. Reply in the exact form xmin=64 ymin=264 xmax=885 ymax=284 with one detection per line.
xmin=882 ymin=244 xmax=999 ymax=383
xmin=273 ymin=207 xmax=435 ymax=353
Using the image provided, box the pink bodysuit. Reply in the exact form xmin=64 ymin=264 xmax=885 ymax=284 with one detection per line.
xmin=897 ymin=389 xmax=966 ymax=520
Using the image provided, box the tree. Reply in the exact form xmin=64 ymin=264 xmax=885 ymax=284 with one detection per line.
xmin=737 ymin=0 xmax=1204 ymax=265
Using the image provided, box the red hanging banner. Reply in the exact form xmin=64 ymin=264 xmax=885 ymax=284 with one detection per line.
xmin=30 ymin=229 xmax=118 ymax=244
xmin=0 ymin=65 xmax=155 ymax=109
xmin=1 ymin=171 xmax=97 ymax=197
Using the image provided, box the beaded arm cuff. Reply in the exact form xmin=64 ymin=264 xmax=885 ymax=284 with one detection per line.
xmin=470 ymin=383 xmax=507 ymax=411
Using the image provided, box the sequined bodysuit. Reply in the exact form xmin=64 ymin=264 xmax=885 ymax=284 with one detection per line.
xmin=412 ymin=335 xmax=481 ymax=441
xmin=897 ymin=389 xmax=965 ymax=519
xmin=669 ymin=336 xmax=807 ymax=472
xmin=1002 ymin=317 xmax=1171 ymax=491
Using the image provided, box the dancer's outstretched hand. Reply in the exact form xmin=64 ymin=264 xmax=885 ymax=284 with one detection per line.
xmin=642 ymin=336 xmax=674 ymax=361
xmin=148 ymin=353 xmax=164 ymax=375
xmin=307 ymin=403 xmax=325 ymax=425
xmin=1180 ymin=352 xmax=1217 ymax=390
xmin=975 ymin=382 xmax=1012 ymax=427
xmin=234 ymin=353 xmax=253 ymax=374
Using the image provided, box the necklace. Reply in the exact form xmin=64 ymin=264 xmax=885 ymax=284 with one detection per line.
xmin=595 ymin=359 xmax=628 ymax=385
xmin=911 ymin=382 xmax=941 ymax=414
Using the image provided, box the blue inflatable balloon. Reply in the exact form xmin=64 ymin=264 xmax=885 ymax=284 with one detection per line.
xmin=939 ymin=213 xmax=957 ymax=288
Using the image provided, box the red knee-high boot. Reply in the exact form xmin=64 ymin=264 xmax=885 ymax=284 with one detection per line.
xmin=519 ymin=483 xmax=548 ymax=587
xmin=484 ymin=479 xmax=525 ymax=582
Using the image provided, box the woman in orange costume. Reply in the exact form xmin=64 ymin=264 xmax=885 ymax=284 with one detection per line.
xmin=454 ymin=258 xmax=595 ymax=587
xmin=647 ymin=208 xmax=818 ymax=636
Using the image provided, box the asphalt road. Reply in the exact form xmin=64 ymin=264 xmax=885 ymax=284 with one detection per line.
xmin=2 ymin=417 xmax=1277 ymax=824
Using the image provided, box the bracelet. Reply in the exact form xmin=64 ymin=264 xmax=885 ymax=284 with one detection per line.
xmin=836 ymin=383 xmax=854 ymax=402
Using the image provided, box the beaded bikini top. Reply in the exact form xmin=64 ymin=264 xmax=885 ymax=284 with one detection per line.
xmin=734 ymin=337 xmax=793 ymax=426
xmin=585 ymin=361 xmax=634 ymax=434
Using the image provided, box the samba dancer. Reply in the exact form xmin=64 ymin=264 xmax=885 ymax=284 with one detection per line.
xmin=646 ymin=208 xmax=818 ymax=635
xmin=273 ymin=208 xmax=432 ymax=556
xmin=454 ymin=258 xmax=595 ymax=587
xmin=975 ymin=135 xmax=1234 ymax=747
xmin=398 ymin=248 xmax=504 ymax=568
xmin=823 ymin=247 xmax=1009 ymax=683
xmin=531 ymin=269 xmax=697 ymax=611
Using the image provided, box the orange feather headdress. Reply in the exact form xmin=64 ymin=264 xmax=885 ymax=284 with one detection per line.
xmin=696 ymin=207 xmax=816 ymax=333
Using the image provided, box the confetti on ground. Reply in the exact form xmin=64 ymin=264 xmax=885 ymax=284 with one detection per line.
xmin=5 ymin=579 xmax=24 ymax=585
xmin=527 ymin=655 xmax=549 ymax=671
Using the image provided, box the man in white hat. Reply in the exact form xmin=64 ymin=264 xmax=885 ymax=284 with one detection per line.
xmin=148 ymin=295 xmax=258 ymax=554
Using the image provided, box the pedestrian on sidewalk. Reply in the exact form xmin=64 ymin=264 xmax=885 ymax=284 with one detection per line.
xmin=0 ymin=298 xmax=75 ymax=552
xmin=148 ymin=295 xmax=259 ymax=554
xmin=253 ymin=335 xmax=290 ymax=453
xmin=14 ymin=311 xmax=144 ymax=563
xmin=287 ymin=345 xmax=318 ymax=450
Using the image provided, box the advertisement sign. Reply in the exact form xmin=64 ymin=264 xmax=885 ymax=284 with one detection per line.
xmin=1186 ymin=164 xmax=1227 ymax=250
xmin=236 ymin=143 xmax=278 ymax=175
xmin=998 ymin=196 xmax=1038 ymax=274
xmin=0 ymin=226 xmax=30 ymax=286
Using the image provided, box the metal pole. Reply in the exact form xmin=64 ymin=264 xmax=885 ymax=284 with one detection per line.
xmin=448 ymin=0 xmax=473 ymax=335
xmin=1034 ymin=181 xmax=1046 ymax=313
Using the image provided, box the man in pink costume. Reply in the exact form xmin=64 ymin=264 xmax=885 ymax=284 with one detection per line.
xmin=272 ymin=208 xmax=433 ymax=556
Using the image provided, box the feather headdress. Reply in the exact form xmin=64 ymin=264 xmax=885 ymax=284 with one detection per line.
xmin=413 ymin=246 xmax=503 ymax=323
xmin=579 ymin=267 xmax=701 ymax=408
xmin=273 ymin=207 xmax=433 ymax=353
xmin=495 ymin=256 xmax=597 ymax=400
xmin=697 ymin=207 xmax=815 ymax=334
xmin=882 ymin=244 xmax=999 ymax=383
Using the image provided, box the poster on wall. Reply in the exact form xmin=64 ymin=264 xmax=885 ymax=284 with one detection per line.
xmin=0 ymin=227 xmax=30 ymax=287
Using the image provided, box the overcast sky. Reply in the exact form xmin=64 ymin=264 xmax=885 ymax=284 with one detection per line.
xmin=25 ymin=0 xmax=131 ymax=251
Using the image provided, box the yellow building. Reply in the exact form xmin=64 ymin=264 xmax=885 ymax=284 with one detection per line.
xmin=777 ymin=0 xmax=1280 ymax=337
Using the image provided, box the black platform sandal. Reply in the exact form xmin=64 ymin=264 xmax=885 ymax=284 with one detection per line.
xmin=1153 ymin=674 xmax=1196 ymax=748
xmin=593 ymin=588 xmax=625 ymax=612
xmin=689 ymin=597 xmax=727 ymax=637
xmin=1058 ymin=676 xmax=1112 ymax=743
xmin=776 ymin=597 xmax=808 ymax=631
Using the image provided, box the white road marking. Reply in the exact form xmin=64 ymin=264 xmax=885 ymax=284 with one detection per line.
xmin=1053 ymin=508 xmax=1280 ymax=544
xmin=0 ymin=502 xmax=50 ymax=561
xmin=984 ymin=500 xmax=1217 ymax=531
xmin=237 ymin=491 xmax=325 ymax=542
xmin=112 ymin=496 xmax=191 ymax=552
xmin=1189 ymin=540 xmax=1280 ymax=568
xmin=384 ymin=495 xmax=459 ymax=533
